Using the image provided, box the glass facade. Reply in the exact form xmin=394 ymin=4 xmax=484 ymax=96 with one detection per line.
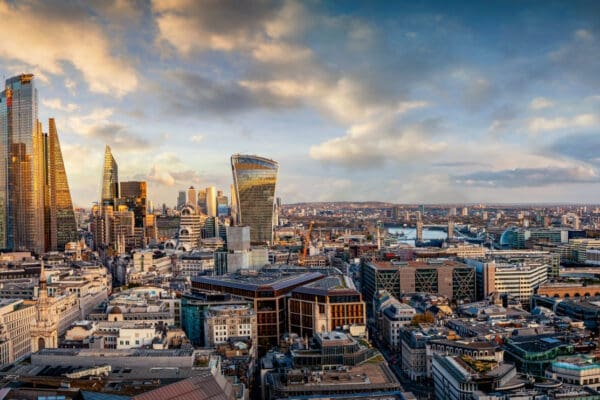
xmin=0 ymin=74 xmax=45 ymax=253
xmin=231 ymin=154 xmax=278 ymax=244
xmin=101 ymin=145 xmax=118 ymax=206
xmin=44 ymin=119 xmax=77 ymax=251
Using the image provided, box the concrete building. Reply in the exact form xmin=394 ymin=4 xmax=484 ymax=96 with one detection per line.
xmin=546 ymin=355 xmax=600 ymax=391
xmin=178 ymin=251 xmax=215 ymax=277
xmin=361 ymin=260 xmax=476 ymax=304
xmin=432 ymin=354 xmax=521 ymax=400
xmin=472 ymin=260 xmax=548 ymax=303
xmin=379 ymin=300 xmax=416 ymax=351
xmin=178 ymin=205 xmax=203 ymax=251
xmin=204 ymin=304 xmax=257 ymax=347
xmin=0 ymin=299 xmax=35 ymax=364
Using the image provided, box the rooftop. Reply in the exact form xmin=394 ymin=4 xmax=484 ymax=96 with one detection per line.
xmin=193 ymin=271 xmax=324 ymax=292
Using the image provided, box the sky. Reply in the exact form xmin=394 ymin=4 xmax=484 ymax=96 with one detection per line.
xmin=1 ymin=0 xmax=600 ymax=207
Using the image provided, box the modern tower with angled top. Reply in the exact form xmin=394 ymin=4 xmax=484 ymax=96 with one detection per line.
xmin=0 ymin=74 xmax=45 ymax=254
xmin=44 ymin=118 xmax=77 ymax=251
xmin=101 ymin=145 xmax=119 ymax=207
xmin=231 ymin=154 xmax=279 ymax=245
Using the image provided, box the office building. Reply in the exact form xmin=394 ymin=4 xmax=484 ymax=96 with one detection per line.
xmin=0 ymin=74 xmax=45 ymax=254
xmin=177 ymin=205 xmax=203 ymax=250
xmin=288 ymin=275 xmax=366 ymax=338
xmin=205 ymin=186 xmax=217 ymax=217
xmin=100 ymin=145 xmax=119 ymax=206
xmin=0 ymin=298 xmax=36 ymax=364
xmin=471 ymin=259 xmax=548 ymax=303
xmin=432 ymin=354 xmax=520 ymax=400
xmin=44 ymin=118 xmax=77 ymax=251
xmin=231 ymin=154 xmax=279 ymax=244
xmin=187 ymin=186 xmax=197 ymax=210
xmin=204 ymin=304 xmax=257 ymax=347
xmin=120 ymin=181 xmax=147 ymax=229
xmin=192 ymin=271 xmax=323 ymax=349
xmin=177 ymin=190 xmax=186 ymax=210
xmin=361 ymin=260 xmax=476 ymax=304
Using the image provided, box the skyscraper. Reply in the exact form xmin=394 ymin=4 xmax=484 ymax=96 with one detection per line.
xmin=101 ymin=145 xmax=118 ymax=206
xmin=177 ymin=190 xmax=186 ymax=210
xmin=120 ymin=181 xmax=147 ymax=228
xmin=206 ymin=186 xmax=217 ymax=217
xmin=187 ymin=186 xmax=197 ymax=210
xmin=0 ymin=74 xmax=45 ymax=254
xmin=44 ymin=118 xmax=77 ymax=251
xmin=231 ymin=154 xmax=279 ymax=244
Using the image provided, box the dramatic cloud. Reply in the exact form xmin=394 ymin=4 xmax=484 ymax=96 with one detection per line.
xmin=309 ymin=110 xmax=446 ymax=167
xmin=547 ymin=132 xmax=600 ymax=165
xmin=0 ymin=0 xmax=138 ymax=95
xmin=455 ymin=166 xmax=600 ymax=188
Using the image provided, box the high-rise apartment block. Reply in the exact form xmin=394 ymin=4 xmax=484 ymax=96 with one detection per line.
xmin=231 ymin=154 xmax=278 ymax=244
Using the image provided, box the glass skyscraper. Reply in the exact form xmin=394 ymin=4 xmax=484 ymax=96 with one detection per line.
xmin=44 ymin=118 xmax=77 ymax=251
xmin=101 ymin=145 xmax=119 ymax=206
xmin=231 ymin=154 xmax=279 ymax=244
xmin=0 ymin=74 xmax=45 ymax=254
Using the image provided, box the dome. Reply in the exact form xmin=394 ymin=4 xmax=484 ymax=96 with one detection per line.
xmin=109 ymin=306 xmax=123 ymax=314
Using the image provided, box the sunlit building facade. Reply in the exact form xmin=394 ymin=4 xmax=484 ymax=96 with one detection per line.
xmin=44 ymin=118 xmax=77 ymax=251
xmin=0 ymin=74 xmax=45 ymax=254
xmin=231 ymin=154 xmax=279 ymax=244
xmin=101 ymin=145 xmax=118 ymax=206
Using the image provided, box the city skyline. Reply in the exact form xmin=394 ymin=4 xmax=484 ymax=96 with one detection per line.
xmin=1 ymin=1 xmax=599 ymax=206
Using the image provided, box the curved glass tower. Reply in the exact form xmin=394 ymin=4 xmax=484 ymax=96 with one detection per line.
xmin=101 ymin=145 xmax=119 ymax=206
xmin=231 ymin=154 xmax=278 ymax=245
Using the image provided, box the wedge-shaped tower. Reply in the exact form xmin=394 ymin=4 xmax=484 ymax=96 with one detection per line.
xmin=44 ymin=119 xmax=77 ymax=251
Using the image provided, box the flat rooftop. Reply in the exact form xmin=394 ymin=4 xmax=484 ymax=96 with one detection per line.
xmin=370 ymin=259 xmax=469 ymax=270
xmin=193 ymin=271 xmax=324 ymax=292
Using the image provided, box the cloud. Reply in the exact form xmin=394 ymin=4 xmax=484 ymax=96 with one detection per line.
xmin=67 ymin=108 xmax=149 ymax=149
xmin=455 ymin=166 xmax=599 ymax=188
xmin=547 ymin=132 xmax=600 ymax=164
xmin=0 ymin=0 xmax=138 ymax=96
xmin=190 ymin=135 xmax=204 ymax=143
xmin=158 ymin=71 xmax=298 ymax=116
xmin=309 ymin=112 xmax=446 ymax=168
xmin=529 ymin=97 xmax=554 ymax=110
xmin=528 ymin=114 xmax=599 ymax=134
xmin=41 ymin=98 xmax=79 ymax=112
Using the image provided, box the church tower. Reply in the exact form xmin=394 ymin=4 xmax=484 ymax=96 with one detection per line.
xmin=31 ymin=260 xmax=58 ymax=352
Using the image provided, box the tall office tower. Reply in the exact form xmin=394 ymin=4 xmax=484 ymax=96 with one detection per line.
xmin=0 ymin=74 xmax=45 ymax=254
xmin=177 ymin=190 xmax=186 ymax=210
xmin=187 ymin=186 xmax=197 ymax=210
xmin=197 ymin=189 xmax=207 ymax=214
xmin=230 ymin=184 xmax=237 ymax=222
xmin=44 ymin=119 xmax=77 ymax=251
xmin=101 ymin=145 xmax=119 ymax=206
xmin=206 ymin=186 xmax=217 ymax=217
xmin=231 ymin=154 xmax=279 ymax=244
xmin=120 ymin=181 xmax=147 ymax=228
xmin=217 ymin=193 xmax=229 ymax=216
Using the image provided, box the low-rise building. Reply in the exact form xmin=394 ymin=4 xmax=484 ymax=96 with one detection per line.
xmin=204 ymin=304 xmax=257 ymax=347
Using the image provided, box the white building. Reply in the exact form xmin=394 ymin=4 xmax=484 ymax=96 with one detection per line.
xmin=380 ymin=300 xmax=416 ymax=351
xmin=493 ymin=262 xmax=548 ymax=303
xmin=0 ymin=299 xmax=36 ymax=364
xmin=178 ymin=251 xmax=215 ymax=277
xmin=204 ymin=304 xmax=257 ymax=347
xmin=546 ymin=356 xmax=600 ymax=390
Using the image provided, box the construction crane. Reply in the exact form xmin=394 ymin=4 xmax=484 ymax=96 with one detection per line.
xmin=299 ymin=221 xmax=314 ymax=266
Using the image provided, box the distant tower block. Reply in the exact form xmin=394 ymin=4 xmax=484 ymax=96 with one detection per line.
xmin=447 ymin=220 xmax=454 ymax=240
xmin=416 ymin=219 xmax=423 ymax=242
